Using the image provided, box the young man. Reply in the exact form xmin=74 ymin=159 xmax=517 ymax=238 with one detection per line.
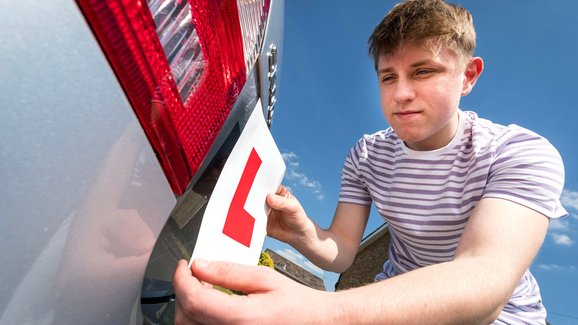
xmin=173 ymin=0 xmax=566 ymax=324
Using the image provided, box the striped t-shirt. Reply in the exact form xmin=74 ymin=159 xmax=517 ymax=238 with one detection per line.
xmin=339 ymin=110 xmax=567 ymax=324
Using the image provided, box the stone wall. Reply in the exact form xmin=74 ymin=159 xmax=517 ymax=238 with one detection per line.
xmin=335 ymin=225 xmax=391 ymax=291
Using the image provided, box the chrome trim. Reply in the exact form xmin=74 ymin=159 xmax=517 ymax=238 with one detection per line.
xmin=266 ymin=43 xmax=278 ymax=127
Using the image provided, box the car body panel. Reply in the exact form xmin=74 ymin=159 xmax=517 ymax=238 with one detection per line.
xmin=0 ymin=0 xmax=283 ymax=323
xmin=0 ymin=0 xmax=176 ymax=323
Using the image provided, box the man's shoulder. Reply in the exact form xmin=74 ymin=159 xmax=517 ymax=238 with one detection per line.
xmin=464 ymin=110 xmax=549 ymax=147
xmin=357 ymin=127 xmax=398 ymax=146
xmin=345 ymin=128 xmax=400 ymax=162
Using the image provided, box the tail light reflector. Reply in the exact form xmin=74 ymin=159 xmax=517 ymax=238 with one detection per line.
xmin=77 ymin=0 xmax=271 ymax=195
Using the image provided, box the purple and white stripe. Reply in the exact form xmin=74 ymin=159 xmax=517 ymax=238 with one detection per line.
xmin=339 ymin=110 xmax=566 ymax=323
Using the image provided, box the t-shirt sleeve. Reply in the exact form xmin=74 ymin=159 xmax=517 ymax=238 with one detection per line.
xmin=339 ymin=139 xmax=372 ymax=205
xmin=482 ymin=127 xmax=567 ymax=219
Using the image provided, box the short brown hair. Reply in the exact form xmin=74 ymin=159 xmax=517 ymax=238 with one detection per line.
xmin=368 ymin=0 xmax=476 ymax=68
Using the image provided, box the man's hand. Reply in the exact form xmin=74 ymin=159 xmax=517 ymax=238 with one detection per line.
xmin=173 ymin=259 xmax=331 ymax=325
xmin=266 ymin=185 xmax=371 ymax=273
xmin=266 ymin=185 xmax=317 ymax=246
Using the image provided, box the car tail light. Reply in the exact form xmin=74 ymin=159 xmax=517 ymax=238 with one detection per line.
xmin=77 ymin=0 xmax=271 ymax=195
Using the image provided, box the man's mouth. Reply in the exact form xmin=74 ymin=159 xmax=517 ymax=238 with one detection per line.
xmin=394 ymin=111 xmax=421 ymax=119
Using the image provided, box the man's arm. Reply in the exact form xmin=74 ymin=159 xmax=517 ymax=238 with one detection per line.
xmin=330 ymin=197 xmax=549 ymax=324
xmin=266 ymin=185 xmax=371 ymax=272
xmin=173 ymin=197 xmax=549 ymax=324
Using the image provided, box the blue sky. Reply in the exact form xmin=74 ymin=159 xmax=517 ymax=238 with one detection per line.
xmin=264 ymin=1 xmax=578 ymax=323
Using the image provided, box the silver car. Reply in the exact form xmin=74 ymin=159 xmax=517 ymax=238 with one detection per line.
xmin=0 ymin=0 xmax=284 ymax=323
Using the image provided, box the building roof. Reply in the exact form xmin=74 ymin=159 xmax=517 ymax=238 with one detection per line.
xmin=359 ymin=223 xmax=389 ymax=251
xmin=264 ymin=248 xmax=326 ymax=291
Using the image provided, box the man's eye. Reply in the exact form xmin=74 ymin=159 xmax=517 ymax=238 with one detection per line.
xmin=415 ymin=69 xmax=433 ymax=77
xmin=381 ymin=75 xmax=396 ymax=83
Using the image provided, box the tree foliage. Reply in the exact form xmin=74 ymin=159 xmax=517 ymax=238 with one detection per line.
xmin=214 ymin=252 xmax=275 ymax=295
xmin=258 ymin=251 xmax=275 ymax=269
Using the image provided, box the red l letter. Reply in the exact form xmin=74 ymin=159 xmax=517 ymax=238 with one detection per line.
xmin=222 ymin=148 xmax=262 ymax=247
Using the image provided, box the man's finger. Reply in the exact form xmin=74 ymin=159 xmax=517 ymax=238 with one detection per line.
xmin=266 ymin=192 xmax=284 ymax=209
xmin=191 ymin=259 xmax=280 ymax=294
xmin=275 ymin=184 xmax=287 ymax=195
xmin=174 ymin=260 xmax=244 ymax=324
xmin=173 ymin=260 xmax=200 ymax=294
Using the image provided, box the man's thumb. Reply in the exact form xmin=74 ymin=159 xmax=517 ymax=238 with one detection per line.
xmin=266 ymin=193 xmax=286 ymax=210
xmin=191 ymin=259 xmax=274 ymax=293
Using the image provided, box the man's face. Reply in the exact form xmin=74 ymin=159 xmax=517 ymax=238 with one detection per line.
xmin=377 ymin=44 xmax=470 ymax=151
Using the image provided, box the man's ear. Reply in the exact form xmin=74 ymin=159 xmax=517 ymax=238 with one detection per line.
xmin=461 ymin=57 xmax=484 ymax=96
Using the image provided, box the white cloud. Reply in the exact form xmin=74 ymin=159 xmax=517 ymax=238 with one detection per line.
xmin=549 ymin=218 xmax=570 ymax=232
xmin=281 ymin=151 xmax=324 ymax=200
xmin=537 ymin=264 xmax=576 ymax=272
xmin=538 ymin=264 xmax=562 ymax=271
xmin=561 ymin=189 xmax=578 ymax=218
xmin=276 ymin=248 xmax=302 ymax=263
xmin=551 ymin=233 xmax=574 ymax=246
xmin=304 ymin=261 xmax=324 ymax=276
xmin=275 ymin=248 xmax=325 ymax=276
xmin=281 ymin=152 xmax=299 ymax=168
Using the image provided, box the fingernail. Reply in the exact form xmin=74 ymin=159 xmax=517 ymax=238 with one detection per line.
xmin=194 ymin=258 xmax=209 ymax=268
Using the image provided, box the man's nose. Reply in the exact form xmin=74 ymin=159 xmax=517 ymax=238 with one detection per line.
xmin=393 ymin=78 xmax=416 ymax=104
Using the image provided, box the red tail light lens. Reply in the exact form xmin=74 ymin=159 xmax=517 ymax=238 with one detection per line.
xmin=77 ymin=0 xmax=270 ymax=195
